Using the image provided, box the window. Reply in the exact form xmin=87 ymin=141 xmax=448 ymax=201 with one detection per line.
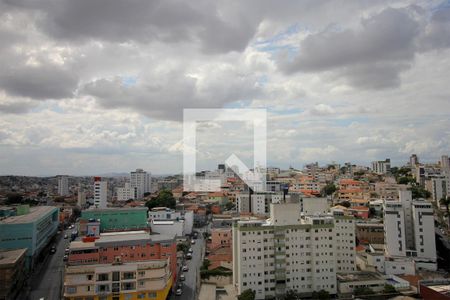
xmin=97 ymin=273 xmax=109 ymax=281
xmin=148 ymin=292 xmax=157 ymax=298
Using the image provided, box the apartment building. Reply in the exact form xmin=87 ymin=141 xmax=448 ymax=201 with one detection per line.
xmin=58 ymin=175 xmax=69 ymax=196
xmin=94 ymin=177 xmax=108 ymax=209
xmin=425 ymin=176 xmax=449 ymax=202
xmin=232 ymin=201 xmax=355 ymax=299
xmin=64 ymin=258 xmax=172 ymax=300
xmin=371 ymin=159 xmax=391 ymax=174
xmin=383 ymin=190 xmax=437 ymax=271
xmin=67 ymin=231 xmax=177 ymax=286
xmin=130 ymin=169 xmax=151 ymax=199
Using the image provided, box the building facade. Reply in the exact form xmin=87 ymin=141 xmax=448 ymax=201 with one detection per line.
xmin=232 ymin=201 xmax=356 ymax=299
xmin=130 ymin=169 xmax=151 ymax=200
xmin=94 ymin=177 xmax=108 ymax=209
xmin=58 ymin=175 xmax=69 ymax=196
xmin=81 ymin=208 xmax=149 ymax=233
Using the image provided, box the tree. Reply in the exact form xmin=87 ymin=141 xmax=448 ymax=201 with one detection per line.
xmin=284 ymin=290 xmax=299 ymax=300
xmin=311 ymin=289 xmax=330 ymax=299
xmin=354 ymin=287 xmax=375 ymax=296
xmin=410 ymin=186 xmax=431 ymax=199
xmin=383 ymin=284 xmax=396 ymax=294
xmin=337 ymin=201 xmax=351 ymax=208
xmin=439 ymin=196 xmax=450 ymax=227
xmin=5 ymin=192 xmax=23 ymax=204
xmin=145 ymin=190 xmax=176 ymax=210
xmin=177 ymin=243 xmax=189 ymax=254
xmin=323 ymin=183 xmax=337 ymax=196
xmin=238 ymin=289 xmax=255 ymax=300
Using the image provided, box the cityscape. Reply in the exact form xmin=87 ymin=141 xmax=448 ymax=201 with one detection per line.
xmin=1 ymin=1 xmax=450 ymax=300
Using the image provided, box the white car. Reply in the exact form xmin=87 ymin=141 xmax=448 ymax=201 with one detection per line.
xmin=182 ymin=265 xmax=188 ymax=272
xmin=180 ymin=274 xmax=185 ymax=281
xmin=191 ymin=240 xmax=196 ymax=245
xmin=175 ymin=288 xmax=182 ymax=296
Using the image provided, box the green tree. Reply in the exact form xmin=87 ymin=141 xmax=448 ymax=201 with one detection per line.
xmin=311 ymin=289 xmax=330 ymax=299
xmin=238 ymin=289 xmax=255 ymax=300
xmin=337 ymin=201 xmax=351 ymax=208
xmin=354 ymin=287 xmax=375 ymax=296
xmin=145 ymin=190 xmax=176 ymax=210
xmin=410 ymin=186 xmax=431 ymax=199
xmin=323 ymin=183 xmax=337 ymax=196
xmin=5 ymin=192 xmax=23 ymax=204
xmin=284 ymin=290 xmax=299 ymax=300
xmin=383 ymin=284 xmax=396 ymax=294
xmin=177 ymin=243 xmax=189 ymax=254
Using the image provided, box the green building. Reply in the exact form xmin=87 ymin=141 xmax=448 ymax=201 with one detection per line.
xmin=0 ymin=206 xmax=59 ymax=268
xmin=81 ymin=207 xmax=149 ymax=232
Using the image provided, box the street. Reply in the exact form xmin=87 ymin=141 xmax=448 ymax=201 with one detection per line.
xmin=170 ymin=228 xmax=206 ymax=300
xmin=27 ymin=228 xmax=70 ymax=300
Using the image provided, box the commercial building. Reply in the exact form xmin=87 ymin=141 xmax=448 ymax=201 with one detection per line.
xmin=81 ymin=207 xmax=149 ymax=233
xmin=0 ymin=206 xmax=59 ymax=268
xmin=148 ymin=207 xmax=193 ymax=235
xmin=371 ymin=159 xmax=391 ymax=174
xmin=64 ymin=258 xmax=172 ymax=300
xmin=0 ymin=248 xmax=27 ymax=300
xmin=383 ymin=190 xmax=437 ymax=272
xmin=130 ymin=169 xmax=151 ymax=199
xmin=232 ymin=200 xmax=356 ymax=299
xmin=58 ymin=175 xmax=69 ymax=196
xmin=93 ymin=177 xmax=108 ymax=209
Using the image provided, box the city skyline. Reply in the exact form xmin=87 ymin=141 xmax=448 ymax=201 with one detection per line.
xmin=1 ymin=1 xmax=450 ymax=175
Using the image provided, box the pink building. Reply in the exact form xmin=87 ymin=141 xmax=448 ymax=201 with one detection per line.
xmin=68 ymin=231 xmax=177 ymax=282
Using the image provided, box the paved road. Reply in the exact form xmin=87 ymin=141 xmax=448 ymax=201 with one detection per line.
xmin=28 ymin=228 xmax=71 ymax=300
xmin=171 ymin=228 xmax=206 ymax=300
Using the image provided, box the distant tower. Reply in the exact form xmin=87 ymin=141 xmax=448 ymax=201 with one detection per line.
xmin=77 ymin=185 xmax=86 ymax=207
xmin=130 ymin=169 xmax=151 ymax=199
xmin=93 ymin=177 xmax=108 ymax=208
xmin=441 ymin=155 xmax=450 ymax=171
xmin=410 ymin=154 xmax=419 ymax=167
xmin=58 ymin=175 xmax=69 ymax=196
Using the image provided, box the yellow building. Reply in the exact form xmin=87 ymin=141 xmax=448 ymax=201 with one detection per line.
xmin=64 ymin=258 xmax=172 ymax=300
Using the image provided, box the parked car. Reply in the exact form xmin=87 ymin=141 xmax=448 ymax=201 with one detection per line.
xmin=186 ymin=253 xmax=192 ymax=260
xmin=182 ymin=265 xmax=188 ymax=272
xmin=64 ymin=234 xmax=68 ymax=239
xmin=175 ymin=288 xmax=182 ymax=296
xmin=50 ymin=246 xmax=56 ymax=254
xmin=191 ymin=240 xmax=196 ymax=245
xmin=188 ymin=248 xmax=193 ymax=253
xmin=63 ymin=255 xmax=68 ymax=261
xmin=180 ymin=274 xmax=185 ymax=281
xmin=65 ymin=248 xmax=70 ymax=254
xmin=177 ymin=283 xmax=183 ymax=289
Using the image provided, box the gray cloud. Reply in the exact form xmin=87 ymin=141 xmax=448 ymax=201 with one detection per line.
xmin=279 ymin=7 xmax=420 ymax=89
xmin=0 ymin=101 xmax=37 ymax=114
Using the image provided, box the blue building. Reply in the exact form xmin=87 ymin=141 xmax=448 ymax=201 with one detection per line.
xmin=0 ymin=206 xmax=59 ymax=268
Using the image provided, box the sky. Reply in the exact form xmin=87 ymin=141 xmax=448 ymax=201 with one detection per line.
xmin=1 ymin=0 xmax=450 ymax=176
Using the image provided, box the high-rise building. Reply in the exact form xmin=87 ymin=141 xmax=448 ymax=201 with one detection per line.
xmin=116 ymin=182 xmax=133 ymax=201
xmin=383 ymin=190 xmax=437 ymax=271
xmin=130 ymin=169 xmax=151 ymax=199
xmin=410 ymin=154 xmax=419 ymax=167
xmin=77 ymin=185 xmax=86 ymax=207
xmin=371 ymin=159 xmax=391 ymax=174
xmin=441 ymin=155 xmax=450 ymax=172
xmin=93 ymin=177 xmax=108 ymax=209
xmin=58 ymin=175 xmax=69 ymax=196
xmin=232 ymin=201 xmax=355 ymax=299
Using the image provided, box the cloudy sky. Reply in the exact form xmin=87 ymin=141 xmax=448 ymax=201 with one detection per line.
xmin=1 ymin=0 xmax=450 ymax=176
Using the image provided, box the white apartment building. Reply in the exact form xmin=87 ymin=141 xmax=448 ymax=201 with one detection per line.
xmin=77 ymin=185 xmax=86 ymax=207
xmin=130 ymin=169 xmax=151 ymax=199
xmin=93 ymin=177 xmax=108 ymax=209
xmin=236 ymin=192 xmax=286 ymax=216
xmin=371 ymin=159 xmax=391 ymax=174
xmin=383 ymin=190 xmax=437 ymax=272
xmin=426 ymin=176 xmax=449 ymax=202
xmin=117 ymin=182 xmax=133 ymax=202
xmin=232 ymin=201 xmax=355 ymax=299
xmin=58 ymin=175 xmax=69 ymax=196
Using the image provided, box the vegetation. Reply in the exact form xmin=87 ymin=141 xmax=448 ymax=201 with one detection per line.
xmin=284 ymin=290 xmax=300 ymax=300
xmin=311 ymin=289 xmax=330 ymax=299
xmin=200 ymin=260 xmax=232 ymax=279
xmin=383 ymin=284 xmax=397 ymax=294
xmin=177 ymin=243 xmax=189 ymax=254
xmin=323 ymin=183 xmax=337 ymax=196
xmin=238 ymin=289 xmax=256 ymax=300
xmin=145 ymin=190 xmax=176 ymax=210
xmin=336 ymin=201 xmax=351 ymax=208
xmin=354 ymin=287 xmax=375 ymax=296
xmin=410 ymin=185 xmax=431 ymax=199
xmin=5 ymin=192 xmax=23 ymax=204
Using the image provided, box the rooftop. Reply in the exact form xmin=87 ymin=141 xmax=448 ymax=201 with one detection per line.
xmin=337 ymin=272 xmax=384 ymax=283
xmin=0 ymin=248 xmax=27 ymax=267
xmin=0 ymin=206 xmax=56 ymax=224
